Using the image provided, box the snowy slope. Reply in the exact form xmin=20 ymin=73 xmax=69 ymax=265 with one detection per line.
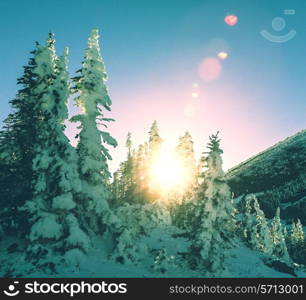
xmin=226 ymin=129 xmax=306 ymax=220
xmin=1 ymin=236 xmax=305 ymax=278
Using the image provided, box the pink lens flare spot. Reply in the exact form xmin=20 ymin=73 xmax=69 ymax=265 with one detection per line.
xmin=198 ymin=57 xmax=222 ymax=81
xmin=224 ymin=14 xmax=238 ymax=26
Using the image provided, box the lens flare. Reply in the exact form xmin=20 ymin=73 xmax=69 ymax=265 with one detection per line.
xmin=224 ymin=14 xmax=238 ymax=26
xmin=192 ymin=83 xmax=199 ymax=88
xmin=198 ymin=57 xmax=222 ymax=81
xmin=218 ymin=51 xmax=228 ymax=60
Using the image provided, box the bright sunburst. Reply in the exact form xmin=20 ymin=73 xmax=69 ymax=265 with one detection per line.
xmin=148 ymin=144 xmax=189 ymax=194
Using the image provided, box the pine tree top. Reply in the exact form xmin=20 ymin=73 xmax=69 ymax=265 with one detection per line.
xmin=52 ymin=47 xmax=70 ymax=121
xmin=46 ymin=32 xmax=56 ymax=61
xmin=126 ymin=132 xmax=132 ymax=149
xmin=148 ymin=120 xmax=163 ymax=145
xmin=179 ymin=132 xmax=193 ymax=143
xmin=206 ymin=131 xmax=223 ymax=154
xmin=176 ymin=132 xmax=195 ymax=156
xmin=55 ymin=47 xmax=69 ymax=78
xmin=149 ymin=120 xmax=159 ymax=135
xmin=275 ymin=207 xmax=280 ymax=219
xmin=72 ymin=28 xmax=111 ymax=113
xmin=184 ymin=131 xmax=191 ymax=138
xmin=88 ymin=28 xmax=100 ymax=50
xmin=126 ymin=132 xmax=133 ymax=157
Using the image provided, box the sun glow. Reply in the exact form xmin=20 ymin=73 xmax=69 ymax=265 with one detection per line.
xmin=148 ymin=144 xmax=189 ymax=195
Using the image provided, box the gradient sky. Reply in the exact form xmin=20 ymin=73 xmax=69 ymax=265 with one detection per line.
xmin=0 ymin=0 xmax=305 ymax=172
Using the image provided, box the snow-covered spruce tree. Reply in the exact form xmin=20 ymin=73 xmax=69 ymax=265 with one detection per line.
xmin=175 ymin=131 xmax=198 ymax=195
xmin=25 ymin=36 xmax=90 ymax=270
xmin=113 ymin=202 xmax=190 ymax=274
xmin=133 ymin=143 xmax=149 ymax=203
xmin=148 ymin=120 xmax=163 ymax=157
xmin=71 ymin=29 xmax=117 ymax=233
xmin=270 ymin=208 xmax=291 ymax=262
xmin=291 ymin=219 xmax=305 ymax=246
xmin=242 ymin=194 xmax=273 ymax=255
xmin=146 ymin=121 xmax=163 ymax=200
xmin=112 ymin=132 xmax=137 ymax=206
xmin=287 ymin=219 xmax=306 ymax=264
xmin=171 ymin=132 xmax=198 ymax=224
xmin=188 ymin=132 xmax=236 ymax=274
xmin=113 ymin=203 xmax=169 ymax=264
xmin=0 ymin=43 xmax=43 ymax=235
xmin=115 ymin=138 xmax=150 ymax=205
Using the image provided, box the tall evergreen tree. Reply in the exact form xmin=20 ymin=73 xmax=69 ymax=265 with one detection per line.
xmin=175 ymin=131 xmax=198 ymax=196
xmin=24 ymin=36 xmax=90 ymax=270
xmin=270 ymin=208 xmax=291 ymax=262
xmin=189 ymin=132 xmax=236 ymax=274
xmin=291 ymin=219 xmax=305 ymax=246
xmin=121 ymin=132 xmax=135 ymax=199
xmin=148 ymin=120 xmax=163 ymax=158
xmin=71 ymin=29 xmax=117 ymax=233
xmin=287 ymin=219 xmax=306 ymax=263
xmin=112 ymin=132 xmax=136 ymax=205
xmin=242 ymin=194 xmax=273 ymax=255
xmin=146 ymin=121 xmax=163 ymax=199
xmin=133 ymin=143 xmax=149 ymax=203
xmin=0 ymin=40 xmax=47 ymax=235
xmin=126 ymin=132 xmax=132 ymax=156
xmin=170 ymin=132 xmax=198 ymax=225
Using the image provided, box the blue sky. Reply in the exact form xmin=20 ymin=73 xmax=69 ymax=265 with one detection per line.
xmin=0 ymin=0 xmax=305 ymax=171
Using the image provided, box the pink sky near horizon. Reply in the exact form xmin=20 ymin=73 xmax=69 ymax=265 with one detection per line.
xmin=65 ymin=75 xmax=296 ymax=175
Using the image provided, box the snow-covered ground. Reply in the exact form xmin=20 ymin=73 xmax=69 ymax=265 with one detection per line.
xmin=1 ymin=236 xmax=305 ymax=278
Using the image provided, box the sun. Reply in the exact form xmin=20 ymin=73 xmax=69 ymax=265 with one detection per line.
xmin=148 ymin=144 xmax=189 ymax=195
